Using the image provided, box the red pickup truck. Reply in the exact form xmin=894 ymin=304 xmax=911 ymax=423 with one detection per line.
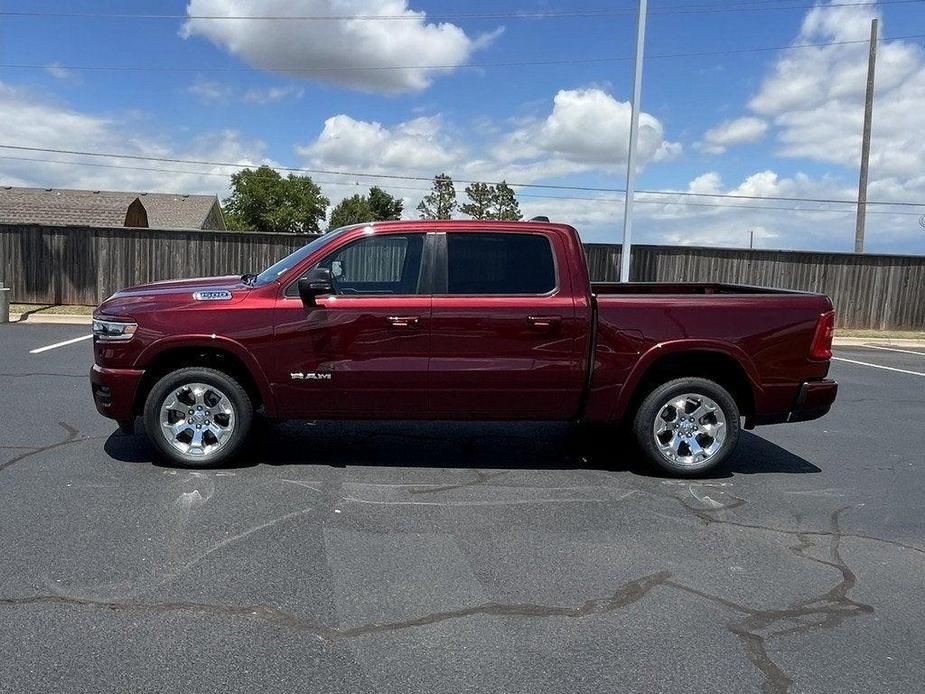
xmin=91 ymin=219 xmax=837 ymax=476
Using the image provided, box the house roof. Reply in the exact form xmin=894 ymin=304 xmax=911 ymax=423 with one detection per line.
xmin=0 ymin=186 xmax=223 ymax=229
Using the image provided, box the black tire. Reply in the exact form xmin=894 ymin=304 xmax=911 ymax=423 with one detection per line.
xmin=632 ymin=377 xmax=740 ymax=477
xmin=143 ymin=366 xmax=253 ymax=468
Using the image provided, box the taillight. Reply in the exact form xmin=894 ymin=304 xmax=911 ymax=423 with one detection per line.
xmin=810 ymin=310 xmax=835 ymax=360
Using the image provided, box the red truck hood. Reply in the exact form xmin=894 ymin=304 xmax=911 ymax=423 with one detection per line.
xmin=96 ymin=275 xmax=252 ymax=317
xmin=113 ymin=275 xmax=248 ymax=297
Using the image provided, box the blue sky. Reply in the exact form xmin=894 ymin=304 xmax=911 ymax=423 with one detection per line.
xmin=2 ymin=0 xmax=925 ymax=252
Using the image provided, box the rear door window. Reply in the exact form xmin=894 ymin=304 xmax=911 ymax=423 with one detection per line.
xmin=445 ymin=233 xmax=556 ymax=295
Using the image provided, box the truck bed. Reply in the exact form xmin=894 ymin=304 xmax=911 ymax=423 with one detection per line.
xmin=583 ymin=280 xmax=834 ymax=424
xmin=591 ymin=282 xmax=811 ymax=296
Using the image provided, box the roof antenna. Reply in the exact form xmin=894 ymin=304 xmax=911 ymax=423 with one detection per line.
xmin=529 ymin=216 xmax=550 ymax=223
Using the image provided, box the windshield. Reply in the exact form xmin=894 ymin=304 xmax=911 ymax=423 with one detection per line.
xmin=253 ymin=225 xmax=357 ymax=286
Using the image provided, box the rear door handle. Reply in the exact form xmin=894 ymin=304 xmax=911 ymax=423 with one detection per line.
xmin=387 ymin=315 xmax=421 ymax=328
xmin=527 ymin=315 xmax=561 ymax=330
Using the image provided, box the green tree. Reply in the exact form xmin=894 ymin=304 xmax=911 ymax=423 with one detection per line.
xmin=460 ymin=182 xmax=495 ymax=220
xmin=328 ymin=194 xmax=374 ymax=230
xmin=223 ymin=165 xmax=329 ymax=233
xmin=491 ymin=181 xmax=522 ymax=221
xmin=327 ymin=187 xmax=404 ymax=230
xmin=417 ymin=173 xmax=457 ymax=220
xmin=460 ymin=181 xmax=522 ymax=221
xmin=368 ymin=186 xmax=403 ymax=221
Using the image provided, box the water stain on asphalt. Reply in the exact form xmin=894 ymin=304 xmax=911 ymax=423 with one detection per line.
xmin=408 ymin=469 xmax=509 ymax=496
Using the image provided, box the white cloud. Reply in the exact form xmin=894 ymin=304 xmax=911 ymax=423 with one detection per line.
xmin=698 ymin=116 xmax=768 ymax=154
xmin=654 ymin=141 xmax=684 ymax=162
xmin=298 ymin=114 xmax=463 ymax=173
xmin=497 ymin=88 xmax=681 ymax=171
xmin=296 ymin=87 xmax=683 ymax=216
xmin=243 ymin=85 xmax=304 ymax=104
xmin=45 ymin=63 xmax=76 ymax=81
xmin=187 ymin=78 xmax=233 ymax=104
xmin=181 ymin=0 xmax=500 ymax=94
xmin=0 ymin=81 xmax=270 ymax=196
xmin=749 ymin=1 xmax=925 ymax=179
xmin=607 ymin=169 xmax=925 ymax=253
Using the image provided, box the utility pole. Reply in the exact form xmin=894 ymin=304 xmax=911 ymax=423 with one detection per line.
xmin=620 ymin=0 xmax=648 ymax=282
xmin=855 ymin=17 xmax=878 ymax=254
xmin=749 ymin=229 xmax=755 ymax=249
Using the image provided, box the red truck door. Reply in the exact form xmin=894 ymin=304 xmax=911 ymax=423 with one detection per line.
xmin=428 ymin=230 xmax=586 ymax=419
xmin=272 ymin=231 xmax=432 ymax=418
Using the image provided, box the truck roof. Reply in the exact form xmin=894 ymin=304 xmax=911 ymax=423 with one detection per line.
xmin=363 ymin=219 xmax=578 ymax=234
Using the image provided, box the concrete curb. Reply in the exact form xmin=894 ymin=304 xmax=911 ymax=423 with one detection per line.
xmin=834 ymin=337 xmax=925 ymax=348
xmin=10 ymin=313 xmax=93 ymax=325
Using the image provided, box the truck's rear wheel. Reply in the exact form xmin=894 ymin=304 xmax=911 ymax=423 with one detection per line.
xmin=633 ymin=377 xmax=739 ymax=476
xmin=143 ymin=366 xmax=253 ymax=467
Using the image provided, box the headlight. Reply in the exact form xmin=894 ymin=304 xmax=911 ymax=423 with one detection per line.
xmin=92 ymin=318 xmax=137 ymax=341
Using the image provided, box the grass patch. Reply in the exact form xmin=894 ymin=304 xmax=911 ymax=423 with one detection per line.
xmin=11 ymin=303 xmax=96 ymax=316
xmin=837 ymin=329 xmax=925 ymax=340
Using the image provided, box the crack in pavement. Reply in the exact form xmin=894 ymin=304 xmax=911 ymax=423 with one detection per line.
xmin=0 ymin=422 xmax=89 ymax=473
xmin=0 ymin=439 xmax=897 ymax=690
xmin=0 ymin=570 xmax=672 ymax=643
xmin=659 ymin=492 xmax=876 ymax=694
xmin=673 ymin=489 xmax=925 ymax=556
xmin=0 ymin=496 xmax=877 ymax=692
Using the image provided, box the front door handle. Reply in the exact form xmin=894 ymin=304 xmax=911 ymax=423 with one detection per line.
xmin=527 ymin=315 xmax=561 ymax=330
xmin=387 ymin=315 xmax=421 ymax=328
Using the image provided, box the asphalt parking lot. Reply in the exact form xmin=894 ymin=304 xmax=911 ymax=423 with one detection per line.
xmin=1 ymin=322 xmax=923 ymax=694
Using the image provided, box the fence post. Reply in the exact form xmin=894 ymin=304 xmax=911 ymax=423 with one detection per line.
xmin=0 ymin=283 xmax=10 ymax=324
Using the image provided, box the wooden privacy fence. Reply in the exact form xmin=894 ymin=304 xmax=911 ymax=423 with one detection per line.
xmin=583 ymin=243 xmax=925 ymax=330
xmin=2 ymin=223 xmax=924 ymax=330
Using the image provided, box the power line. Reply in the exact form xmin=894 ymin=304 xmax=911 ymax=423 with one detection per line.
xmin=1 ymin=146 xmax=923 ymax=211
xmin=4 ymin=153 xmax=913 ymax=216
xmin=651 ymin=0 xmax=925 ymax=13
xmin=1 ymin=1 xmax=922 ymax=20
xmin=12 ymin=34 xmax=925 ymax=75
xmin=4 ymin=152 xmax=918 ymax=218
xmin=0 ymin=8 xmax=633 ymax=21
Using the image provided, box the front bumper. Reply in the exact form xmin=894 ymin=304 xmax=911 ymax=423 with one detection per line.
xmin=747 ymin=379 xmax=838 ymax=427
xmin=90 ymin=363 xmax=145 ymax=422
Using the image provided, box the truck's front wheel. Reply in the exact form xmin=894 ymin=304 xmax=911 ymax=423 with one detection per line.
xmin=633 ymin=377 xmax=740 ymax=476
xmin=143 ymin=366 xmax=253 ymax=467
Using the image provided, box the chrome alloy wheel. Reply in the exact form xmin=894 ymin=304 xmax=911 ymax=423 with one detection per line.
xmin=159 ymin=382 xmax=235 ymax=459
xmin=652 ymin=393 xmax=727 ymax=467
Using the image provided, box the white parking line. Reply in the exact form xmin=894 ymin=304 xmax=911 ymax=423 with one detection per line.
xmin=832 ymin=356 xmax=925 ymax=377
xmin=861 ymin=344 xmax=925 ymax=357
xmin=29 ymin=334 xmax=93 ymax=354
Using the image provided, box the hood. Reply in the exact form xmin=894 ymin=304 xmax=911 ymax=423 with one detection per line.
xmin=114 ymin=275 xmax=247 ymax=297
xmin=95 ymin=275 xmax=252 ymax=317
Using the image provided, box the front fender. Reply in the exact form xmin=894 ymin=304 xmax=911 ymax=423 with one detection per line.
xmin=134 ymin=334 xmax=278 ymax=417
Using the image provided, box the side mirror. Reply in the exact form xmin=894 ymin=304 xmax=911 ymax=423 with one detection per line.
xmin=298 ymin=267 xmax=334 ymax=307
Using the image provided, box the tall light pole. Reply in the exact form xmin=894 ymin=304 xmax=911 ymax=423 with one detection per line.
xmin=619 ymin=0 xmax=648 ymax=283
xmin=855 ymin=17 xmax=878 ymax=254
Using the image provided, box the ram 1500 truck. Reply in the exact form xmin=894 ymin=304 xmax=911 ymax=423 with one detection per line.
xmin=91 ymin=220 xmax=837 ymax=476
